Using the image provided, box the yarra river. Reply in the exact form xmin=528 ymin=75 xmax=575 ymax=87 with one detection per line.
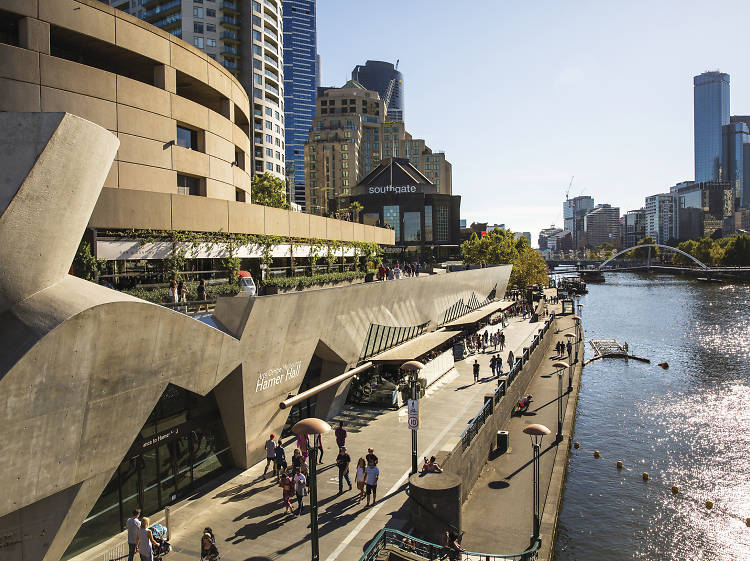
xmin=553 ymin=273 xmax=750 ymax=560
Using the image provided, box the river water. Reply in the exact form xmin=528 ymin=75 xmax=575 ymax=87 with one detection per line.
xmin=553 ymin=273 xmax=750 ymax=560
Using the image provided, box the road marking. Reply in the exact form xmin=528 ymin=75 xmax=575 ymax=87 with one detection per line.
xmin=323 ymin=390 xmax=479 ymax=561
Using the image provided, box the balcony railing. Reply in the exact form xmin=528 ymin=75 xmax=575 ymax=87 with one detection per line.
xmin=264 ymin=54 xmax=278 ymax=68
xmin=143 ymin=0 xmax=181 ymax=19
xmin=221 ymin=16 xmax=240 ymax=28
xmin=222 ymin=59 xmax=238 ymax=70
xmin=265 ymin=83 xmax=279 ymax=96
xmin=221 ymin=1 xmax=239 ymax=13
xmin=221 ymin=30 xmax=239 ymax=42
xmin=222 ymin=45 xmax=239 ymax=56
xmin=263 ymin=0 xmax=277 ymax=13
xmin=150 ymin=13 xmax=181 ymax=29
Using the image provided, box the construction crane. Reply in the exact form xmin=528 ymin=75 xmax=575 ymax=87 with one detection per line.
xmin=565 ymin=176 xmax=574 ymax=200
xmin=383 ymin=59 xmax=400 ymax=119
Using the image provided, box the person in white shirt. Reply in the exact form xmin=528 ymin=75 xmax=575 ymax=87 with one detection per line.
xmin=126 ymin=509 xmax=141 ymax=561
xmin=365 ymin=460 xmax=380 ymax=507
xmin=263 ymin=434 xmax=277 ymax=479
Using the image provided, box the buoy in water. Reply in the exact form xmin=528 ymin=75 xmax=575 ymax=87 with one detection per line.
xmin=671 ymin=485 xmax=679 ymax=494
xmin=642 ymin=472 xmax=649 ymax=481
xmin=705 ymin=500 xmax=713 ymax=509
xmin=658 ymin=362 xmax=669 ymax=369
xmin=574 ymin=442 xmax=580 ymax=449
xmin=594 ymin=450 xmax=600 ymax=458
xmin=616 ymin=461 xmax=623 ymax=469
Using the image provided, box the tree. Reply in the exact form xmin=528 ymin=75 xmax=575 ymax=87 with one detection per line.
xmin=349 ymin=201 xmax=363 ymax=222
xmin=721 ymin=234 xmax=750 ymax=266
xmin=250 ymin=172 xmax=290 ymax=209
xmin=510 ymin=246 xmax=549 ymax=290
xmin=629 ymin=236 xmax=658 ymax=261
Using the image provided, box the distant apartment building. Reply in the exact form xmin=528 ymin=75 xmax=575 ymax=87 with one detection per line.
xmin=694 ymin=71 xmax=730 ymax=183
xmin=352 ymin=60 xmax=404 ymax=122
xmin=644 ymin=193 xmax=676 ymax=244
xmin=304 ymin=81 xmax=451 ymax=215
xmin=583 ymin=204 xmax=621 ymax=249
xmin=563 ymin=196 xmax=595 ymax=248
xmin=620 ymin=208 xmax=646 ymax=249
xmin=283 ymin=0 xmax=317 ymax=209
xmin=538 ymin=226 xmax=562 ymax=251
xmin=110 ymin=0 xmax=287 ymax=183
xmin=672 ymin=181 xmax=734 ymax=240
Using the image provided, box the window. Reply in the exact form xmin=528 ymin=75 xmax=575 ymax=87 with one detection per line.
xmin=194 ymin=22 xmax=203 ymax=33
xmin=252 ymin=15 xmax=261 ymax=26
xmin=253 ymin=45 xmax=261 ymax=55
xmin=275 ymin=151 xmax=281 ymax=160
xmin=341 ymin=144 xmax=348 ymax=151
xmin=265 ymin=119 xmax=272 ymax=129
xmin=206 ymin=24 xmax=215 ymax=32
xmin=342 ymin=180 xmax=349 ymax=186
xmin=177 ymin=174 xmax=203 ymax=196
xmin=321 ymin=100 xmax=327 ymax=106
xmin=341 ymin=153 xmax=348 ymax=159
xmin=276 ymin=164 xmax=281 ymax=173
xmin=235 ymin=188 xmax=246 ymax=202
xmin=424 ymin=205 xmax=433 ymax=241
xmin=176 ymin=125 xmax=199 ymax=150
xmin=265 ymin=148 xmax=273 ymax=157
xmin=265 ymin=107 xmax=272 ymax=116
xmin=341 ymin=99 xmax=348 ymax=105
xmin=265 ymin=134 xmax=272 ymax=143
xmin=329 ymin=99 xmax=335 ymax=105
xmin=193 ymin=37 xmax=204 ymax=49
xmin=234 ymin=148 xmax=245 ymax=170
xmin=342 ymin=171 xmax=348 ymax=177
xmin=275 ymin=138 xmax=281 ymax=146
xmin=403 ymin=212 xmax=421 ymax=242
xmin=436 ymin=205 xmax=449 ymax=242
xmin=206 ymin=8 xmax=215 ymax=17
xmin=206 ymin=38 xmax=216 ymax=47
xmin=344 ymin=131 xmax=351 ymax=138
xmin=253 ymin=30 xmax=262 ymax=41
xmin=342 ymin=162 xmax=348 ymax=168
xmin=193 ymin=7 xmax=203 ymax=17
xmin=383 ymin=205 xmax=400 ymax=240
xmin=253 ymin=0 xmax=260 ymax=11
xmin=266 ymin=162 xmax=273 ymax=170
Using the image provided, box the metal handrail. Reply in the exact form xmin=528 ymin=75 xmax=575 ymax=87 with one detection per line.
xmin=358 ymin=527 xmax=540 ymax=561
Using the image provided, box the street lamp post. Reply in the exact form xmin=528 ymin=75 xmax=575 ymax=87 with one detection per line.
xmin=556 ymin=368 xmax=563 ymax=441
xmin=401 ymin=360 xmax=424 ymax=475
xmin=553 ymin=360 xmax=571 ymax=395
xmin=523 ymin=423 xmax=551 ymax=546
xmin=292 ymin=418 xmax=332 ymax=561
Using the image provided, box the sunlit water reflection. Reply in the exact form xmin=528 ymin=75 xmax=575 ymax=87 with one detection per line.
xmin=554 ymin=274 xmax=750 ymax=561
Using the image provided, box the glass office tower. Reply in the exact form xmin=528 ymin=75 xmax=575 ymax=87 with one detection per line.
xmin=283 ymin=0 xmax=318 ymax=209
xmin=694 ymin=72 xmax=730 ymax=182
xmin=351 ymin=60 xmax=404 ymax=122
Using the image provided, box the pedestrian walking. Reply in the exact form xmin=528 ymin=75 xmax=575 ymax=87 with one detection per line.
xmin=200 ymin=532 xmax=219 ymax=561
xmin=355 ymin=457 xmax=367 ymax=502
xmin=499 ymin=331 xmax=505 ymax=350
xmin=275 ymin=438 xmax=287 ymax=479
xmin=279 ymin=472 xmax=294 ymax=514
xmin=126 ymin=509 xmax=141 ymax=561
xmin=336 ymin=446 xmax=352 ymax=493
xmin=292 ymin=448 xmax=302 ymax=471
xmin=496 ymin=354 xmax=503 ymax=375
xmin=508 ymin=351 xmax=514 ymax=370
xmin=335 ymin=421 xmax=347 ymax=449
xmin=135 ymin=517 xmax=158 ymax=561
xmin=365 ymin=459 xmax=380 ymax=508
xmin=314 ymin=432 xmax=324 ymax=464
xmin=566 ymin=340 xmax=572 ymax=358
xmin=366 ymin=447 xmax=379 ymax=466
xmin=489 ymin=355 xmax=496 ymax=376
xmin=263 ymin=434 xmax=276 ymax=479
xmin=472 ymin=360 xmax=480 ymax=383
xmin=493 ymin=332 xmax=498 ymax=351
xmin=294 ymin=467 xmax=307 ymax=516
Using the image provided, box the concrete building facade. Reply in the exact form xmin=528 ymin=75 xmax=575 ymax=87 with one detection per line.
xmin=620 ymin=208 xmax=646 ymax=249
xmin=644 ymin=193 xmax=676 ymax=244
xmin=563 ymin=195 xmax=594 ymax=249
xmin=583 ymin=204 xmax=621 ymax=250
xmin=0 ymin=111 xmax=509 ymax=561
xmin=305 ymin=82 xmax=451 ymax=215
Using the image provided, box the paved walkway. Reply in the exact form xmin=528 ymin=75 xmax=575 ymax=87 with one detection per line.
xmin=461 ymin=307 xmax=577 ymax=554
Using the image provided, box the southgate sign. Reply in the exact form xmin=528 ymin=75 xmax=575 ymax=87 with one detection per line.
xmin=368 ymin=185 xmax=418 ymax=195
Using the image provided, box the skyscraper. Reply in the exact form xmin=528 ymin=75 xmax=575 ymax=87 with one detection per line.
xmin=283 ymin=0 xmax=318 ymax=209
xmin=563 ymin=196 xmax=594 ymax=249
xmin=694 ymin=71 xmax=730 ymax=182
xmin=351 ymin=60 xmax=404 ymax=122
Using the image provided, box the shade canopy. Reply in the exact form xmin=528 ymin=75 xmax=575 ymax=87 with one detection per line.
xmin=401 ymin=360 xmax=425 ymax=372
xmin=292 ymin=418 xmax=331 ymax=436
xmin=552 ymin=362 xmax=569 ymax=369
xmin=523 ymin=424 xmax=551 ymax=436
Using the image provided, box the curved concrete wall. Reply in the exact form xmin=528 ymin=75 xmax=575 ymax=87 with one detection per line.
xmin=0 ymin=0 xmax=253 ymax=202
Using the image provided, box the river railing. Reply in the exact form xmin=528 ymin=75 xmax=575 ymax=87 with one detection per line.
xmin=357 ymin=527 xmax=540 ymax=561
xmin=459 ymin=315 xmax=553 ymax=451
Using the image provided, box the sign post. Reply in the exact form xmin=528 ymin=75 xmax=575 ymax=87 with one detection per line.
xmin=402 ymin=361 xmax=424 ymax=475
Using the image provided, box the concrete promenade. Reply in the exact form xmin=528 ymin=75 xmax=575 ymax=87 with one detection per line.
xmin=460 ymin=307 xmax=582 ymax=557
xmin=77 ymin=312 xmax=545 ymax=561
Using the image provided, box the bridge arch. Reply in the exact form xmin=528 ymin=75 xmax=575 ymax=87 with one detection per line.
xmin=598 ymin=244 xmax=708 ymax=270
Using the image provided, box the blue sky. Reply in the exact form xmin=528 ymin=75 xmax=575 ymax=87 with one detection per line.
xmin=316 ymin=0 xmax=750 ymax=244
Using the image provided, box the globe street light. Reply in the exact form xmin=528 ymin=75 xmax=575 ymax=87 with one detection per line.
xmin=292 ymin=418 xmax=332 ymax=561
xmin=401 ymin=360 xmax=424 ymax=475
xmin=523 ymin=423 xmax=551 ymax=545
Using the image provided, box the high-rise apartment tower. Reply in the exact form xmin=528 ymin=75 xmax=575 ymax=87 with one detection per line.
xmin=694 ymin=71 xmax=730 ymax=182
xmin=283 ymin=0 xmax=318 ymax=209
xmin=352 ymin=60 xmax=404 ymax=122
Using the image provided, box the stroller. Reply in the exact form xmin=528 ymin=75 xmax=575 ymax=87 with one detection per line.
xmin=149 ymin=524 xmax=171 ymax=560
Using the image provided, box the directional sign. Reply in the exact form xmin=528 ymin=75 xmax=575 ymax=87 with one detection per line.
xmin=407 ymin=399 xmax=419 ymax=430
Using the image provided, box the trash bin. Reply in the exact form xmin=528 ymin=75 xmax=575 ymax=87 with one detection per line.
xmin=496 ymin=431 xmax=509 ymax=454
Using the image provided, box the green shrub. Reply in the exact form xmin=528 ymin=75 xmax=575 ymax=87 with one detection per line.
xmin=264 ymin=271 xmax=365 ymax=290
xmin=123 ymin=282 xmax=241 ymax=303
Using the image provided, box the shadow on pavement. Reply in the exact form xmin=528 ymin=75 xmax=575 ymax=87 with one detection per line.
xmin=503 ymin=442 xmax=557 ymax=480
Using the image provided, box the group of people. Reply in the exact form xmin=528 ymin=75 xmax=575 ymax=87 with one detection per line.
xmin=263 ymin=422 xmax=384 ymax=517
xmin=376 ymin=261 xmax=423 ymax=281
xmin=556 ymin=339 xmax=573 ymax=359
xmin=125 ymin=509 xmax=173 ymax=561
xmin=167 ymin=277 xmax=210 ymax=312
